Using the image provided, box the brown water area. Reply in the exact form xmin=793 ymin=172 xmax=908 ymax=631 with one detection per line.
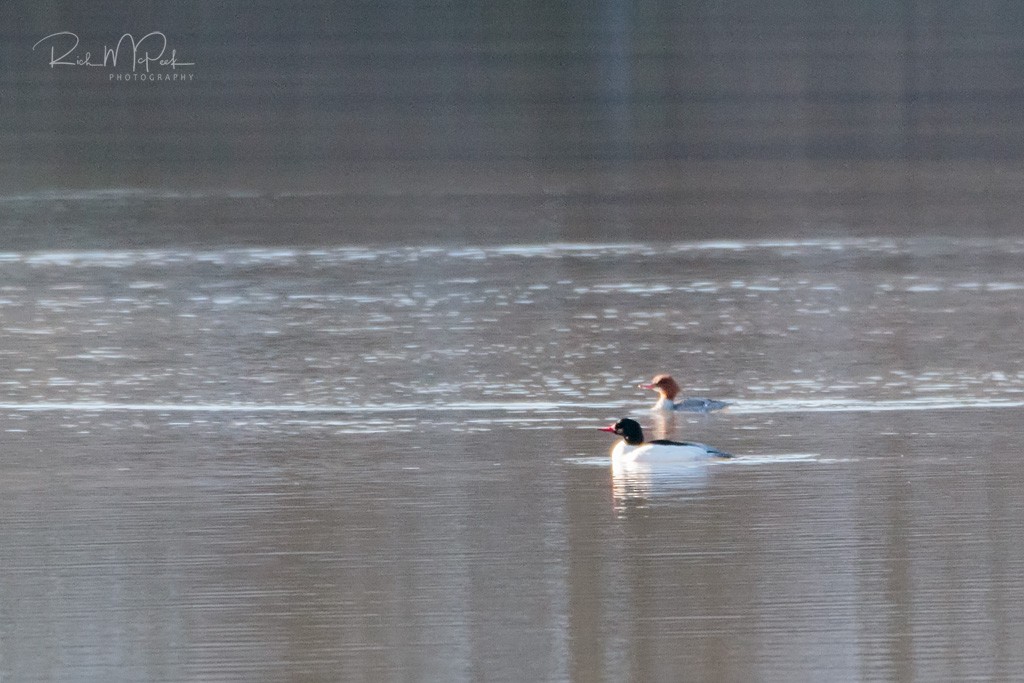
xmin=2 ymin=2 xmax=1024 ymax=682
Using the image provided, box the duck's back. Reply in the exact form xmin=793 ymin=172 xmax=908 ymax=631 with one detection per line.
xmin=615 ymin=439 xmax=732 ymax=462
xmin=672 ymin=398 xmax=730 ymax=413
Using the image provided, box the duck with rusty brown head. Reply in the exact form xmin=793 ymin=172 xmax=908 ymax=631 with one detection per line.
xmin=638 ymin=374 xmax=729 ymax=413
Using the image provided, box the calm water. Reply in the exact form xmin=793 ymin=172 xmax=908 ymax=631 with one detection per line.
xmin=8 ymin=2 xmax=1024 ymax=246
xmin=6 ymin=2 xmax=1024 ymax=680
xmin=1 ymin=238 xmax=1024 ymax=681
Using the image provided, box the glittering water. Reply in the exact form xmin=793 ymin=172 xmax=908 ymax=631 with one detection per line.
xmin=3 ymin=238 xmax=1024 ymax=681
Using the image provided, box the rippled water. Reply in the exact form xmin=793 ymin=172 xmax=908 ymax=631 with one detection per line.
xmin=3 ymin=238 xmax=1024 ymax=681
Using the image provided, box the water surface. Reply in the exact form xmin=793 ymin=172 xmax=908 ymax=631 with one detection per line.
xmin=2 ymin=238 xmax=1023 ymax=681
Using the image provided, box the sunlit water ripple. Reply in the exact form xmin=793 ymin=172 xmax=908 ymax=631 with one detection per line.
xmin=1 ymin=237 xmax=1023 ymax=432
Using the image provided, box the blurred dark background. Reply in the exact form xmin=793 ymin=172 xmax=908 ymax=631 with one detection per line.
xmin=2 ymin=1 xmax=1024 ymax=247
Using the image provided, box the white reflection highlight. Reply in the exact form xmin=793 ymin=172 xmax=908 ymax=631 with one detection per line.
xmin=611 ymin=459 xmax=712 ymax=510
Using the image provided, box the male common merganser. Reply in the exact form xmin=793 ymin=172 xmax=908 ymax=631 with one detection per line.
xmin=639 ymin=374 xmax=729 ymax=412
xmin=600 ymin=418 xmax=732 ymax=462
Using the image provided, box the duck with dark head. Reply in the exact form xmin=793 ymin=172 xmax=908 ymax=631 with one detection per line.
xmin=600 ymin=418 xmax=732 ymax=462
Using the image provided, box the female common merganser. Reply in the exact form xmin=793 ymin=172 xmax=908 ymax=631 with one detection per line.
xmin=639 ymin=374 xmax=729 ymax=413
xmin=600 ymin=418 xmax=732 ymax=462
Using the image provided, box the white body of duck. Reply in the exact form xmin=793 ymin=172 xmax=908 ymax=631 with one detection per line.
xmin=600 ymin=418 xmax=731 ymax=463
xmin=640 ymin=374 xmax=729 ymax=413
